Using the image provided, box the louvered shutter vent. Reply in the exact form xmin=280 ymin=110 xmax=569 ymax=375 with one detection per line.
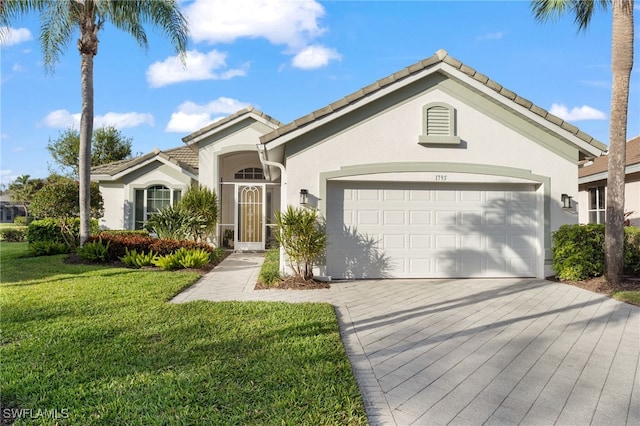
xmin=426 ymin=106 xmax=450 ymax=136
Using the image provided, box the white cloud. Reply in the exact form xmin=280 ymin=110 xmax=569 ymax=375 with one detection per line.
xmin=0 ymin=27 xmax=33 ymax=46
xmin=146 ymin=49 xmax=247 ymax=88
xmin=12 ymin=63 xmax=24 ymax=72
xmin=42 ymin=110 xmax=80 ymax=128
xmin=165 ymin=97 xmax=250 ymax=133
xmin=183 ymin=0 xmax=339 ymax=69
xmin=476 ymin=31 xmax=505 ymax=41
xmin=549 ymin=103 xmax=607 ymax=121
xmin=42 ymin=110 xmax=154 ymax=128
xmin=292 ymin=45 xmax=341 ymax=69
xmin=185 ymin=0 xmax=326 ymax=50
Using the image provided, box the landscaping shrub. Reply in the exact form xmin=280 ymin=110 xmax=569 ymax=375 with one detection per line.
xmin=13 ymin=216 xmax=28 ymax=226
xmin=85 ymin=233 xmax=215 ymax=261
xmin=145 ymin=205 xmax=203 ymax=240
xmin=85 ymin=233 xmax=156 ymax=260
xmin=76 ymin=239 xmax=110 ymax=262
xmin=553 ymin=224 xmax=640 ymax=280
xmin=0 ymin=228 xmax=26 ymax=242
xmin=624 ymin=227 xmax=640 ymax=276
xmin=275 ymin=206 xmax=327 ymax=280
xmin=27 ymin=218 xmax=99 ymax=246
xmin=120 ymin=248 xmax=159 ymax=268
xmin=258 ymin=248 xmax=281 ymax=286
xmin=28 ymin=241 xmax=70 ymax=256
xmin=148 ymin=239 xmax=215 ymax=256
xmin=152 ymin=247 xmax=211 ymax=270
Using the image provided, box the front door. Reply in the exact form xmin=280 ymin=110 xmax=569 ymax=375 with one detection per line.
xmin=235 ymin=184 xmax=264 ymax=250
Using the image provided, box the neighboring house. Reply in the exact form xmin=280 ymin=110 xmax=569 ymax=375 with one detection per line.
xmin=578 ymin=136 xmax=640 ymax=227
xmin=0 ymin=193 xmax=26 ymax=223
xmin=92 ymin=49 xmax=606 ymax=279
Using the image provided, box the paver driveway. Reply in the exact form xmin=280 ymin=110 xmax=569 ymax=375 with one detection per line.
xmin=172 ymin=253 xmax=640 ymax=425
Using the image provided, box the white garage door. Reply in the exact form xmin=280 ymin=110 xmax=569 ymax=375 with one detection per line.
xmin=326 ymin=181 xmax=538 ymax=279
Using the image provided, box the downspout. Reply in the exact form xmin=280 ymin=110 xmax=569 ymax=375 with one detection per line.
xmin=257 ymin=144 xmax=287 ymax=275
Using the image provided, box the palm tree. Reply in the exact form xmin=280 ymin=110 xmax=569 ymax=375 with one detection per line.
xmin=531 ymin=0 xmax=634 ymax=283
xmin=0 ymin=0 xmax=188 ymax=244
xmin=8 ymin=174 xmax=34 ymax=220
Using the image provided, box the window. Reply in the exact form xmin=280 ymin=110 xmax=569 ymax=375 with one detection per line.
xmin=588 ymin=186 xmax=606 ymax=224
xmin=134 ymin=185 xmax=181 ymax=229
xmin=418 ymin=102 xmax=460 ymax=145
xmin=234 ymin=167 xmax=265 ymax=180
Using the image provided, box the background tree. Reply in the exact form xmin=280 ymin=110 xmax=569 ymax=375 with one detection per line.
xmin=29 ymin=176 xmax=104 ymax=248
xmin=47 ymin=126 xmax=133 ymax=177
xmin=8 ymin=174 xmax=45 ymax=220
xmin=531 ymin=0 xmax=634 ymax=283
xmin=1 ymin=0 xmax=189 ymax=246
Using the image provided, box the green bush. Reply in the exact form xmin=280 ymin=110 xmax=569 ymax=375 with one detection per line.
xmin=275 ymin=206 xmax=327 ymax=280
xmin=28 ymin=241 xmax=70 ymax=256
xmin=0 ymin=228 xmax=26 ymax=242
xmin=258 ymin=248 xmax=281 ymax=286
xmin=76 ymin=239 xmax=110 ymax=262
xmin=624 ymin=227 xmax=640 ymax=276
xmin=152 ymin=247 xmax=211 ymax=270
xmin=13 ymin=216 xmax=28 ymax=226
xmin=120 ymin=248 xmax=159 ymax=268
xmin=27 ymin=218 xmax=99 ymax=246
xmin=145 ymin=205 xmax=204 ymax=241
xmin=553 ymin=224 xmax=640 ymax=280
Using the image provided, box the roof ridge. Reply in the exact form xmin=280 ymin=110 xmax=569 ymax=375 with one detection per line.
xmin=259 ymin=49 xmax=605 ymax=153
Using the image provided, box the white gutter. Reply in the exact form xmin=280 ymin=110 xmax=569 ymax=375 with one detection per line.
xmin=257 ymin=144 xmax=288 ymax=275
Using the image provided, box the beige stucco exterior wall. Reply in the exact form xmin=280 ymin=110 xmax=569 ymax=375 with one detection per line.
xmin=578 ymin=172 xmax=640 ymax=227
xmin=281 ymin=84 xmax=581 ymax=278
xmin=97 ymin=161 xmax=194 ymax=230
xmin=197 ymin=121 xmax=277 ymax=190
xmin=98 ymin=183 xmax=125 ymax=229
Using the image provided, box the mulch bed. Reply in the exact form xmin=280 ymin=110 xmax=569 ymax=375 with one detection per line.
xmin=551 ymin=275 xmax=640 ymax=297
xmin=254 ymin=276 xmax=330 ymax=290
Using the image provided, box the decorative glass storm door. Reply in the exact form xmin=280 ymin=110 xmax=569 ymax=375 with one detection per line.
xmin=235 ymin=184 xmax=265 ymax=250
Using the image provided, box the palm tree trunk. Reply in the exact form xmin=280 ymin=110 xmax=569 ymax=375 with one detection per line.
xmin=605 ymin=0 xmax=634 ymax=283
xmin=79 ymin=51 xmax=94 ymax=245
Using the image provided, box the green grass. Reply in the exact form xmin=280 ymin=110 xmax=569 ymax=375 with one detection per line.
xmin=612 ymin=290 xmax=640 ymax=306
xmin=0 ymin=242 xmax=367 ymax=425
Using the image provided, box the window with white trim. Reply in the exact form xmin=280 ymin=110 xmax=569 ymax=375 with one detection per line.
xmin=234 ymin=167 xmax=265 ymax=180
xmin=588 ymin=186 xmax=606 ymax=224
xmin=134 ymin=185 xmax=181 ymax=229
xmin=419 ymin=102 xmax=460 ymax=145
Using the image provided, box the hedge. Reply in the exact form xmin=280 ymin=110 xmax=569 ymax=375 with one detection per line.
xmin=552 ymin=224 xmax=640 ymax=280
xmin=85 ymin=232 xmax=216 ymax=262
xmin=0 ymin=228 xmax=26 ymax=242
xmin=27 ymin=218 xmax=99 ymax=246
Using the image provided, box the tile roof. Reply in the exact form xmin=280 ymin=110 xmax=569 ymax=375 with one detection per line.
xmin=260 ymin=49 xmax=605 ymax=152
xmin=91 ymin=146 xmax=198 ymax=177
xmin=579 ymin=136 xmax=640 ymax=178
xmin=182 ymin=106 xmax=283 ymax=143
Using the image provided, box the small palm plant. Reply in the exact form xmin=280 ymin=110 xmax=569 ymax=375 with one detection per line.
xmin=275 ymin=206 xmax=327 ymax=281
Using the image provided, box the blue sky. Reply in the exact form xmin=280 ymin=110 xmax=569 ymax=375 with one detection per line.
xmin=1 ymin=0 xmax=638 ymax=186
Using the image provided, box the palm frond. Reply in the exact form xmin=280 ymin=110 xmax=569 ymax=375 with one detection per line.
xmin=40 ymin=0 xmax=76 ymax=72
xmin=531 ymin=0 xmax=610 ymax=32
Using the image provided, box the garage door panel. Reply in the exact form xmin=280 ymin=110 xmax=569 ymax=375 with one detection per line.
xmin=326 ymin=182 xmax=538 ymax=279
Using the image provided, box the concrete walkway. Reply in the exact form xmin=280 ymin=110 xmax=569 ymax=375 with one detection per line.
xmin=171 ymin=252 xmax=640 ymax=426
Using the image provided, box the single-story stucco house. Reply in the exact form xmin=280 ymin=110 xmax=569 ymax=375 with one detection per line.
xmin=578 ymin=135 xmax=640 ymax=227
xmin=91 ymin=49 xmax=606 ymax=280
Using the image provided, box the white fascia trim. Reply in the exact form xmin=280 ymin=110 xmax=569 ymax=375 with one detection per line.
xmin=262 ymin=62 xmax=603 ymax=159
xmin=109 ymin=155 xmax=197 ymax=181
xmin=579 ymin=163 xmax=640 ymax=184
xmin=438 ymin=63 xmax=605 ymax=158
xmin=185 ymin=113 xmax=280 ymax=146
xmin=262 ymin=67 xmax=436 ymax=151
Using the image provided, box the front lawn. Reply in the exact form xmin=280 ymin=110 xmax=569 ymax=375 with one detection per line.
xmin=0 ymin=242 xmax=367 ymax=425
